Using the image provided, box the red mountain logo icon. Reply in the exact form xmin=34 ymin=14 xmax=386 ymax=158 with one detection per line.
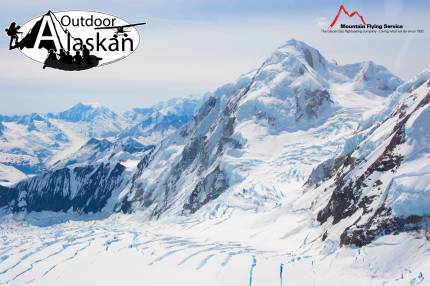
xmin=328 ymin=5 xmax=366 ymax=29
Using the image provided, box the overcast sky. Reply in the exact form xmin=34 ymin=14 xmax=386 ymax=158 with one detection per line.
xmin=0 ymin=0 xmax=429 ymax=114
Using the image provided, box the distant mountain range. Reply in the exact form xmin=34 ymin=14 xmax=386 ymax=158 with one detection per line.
xmin=0 ymin=96 xmax=203 ymax=186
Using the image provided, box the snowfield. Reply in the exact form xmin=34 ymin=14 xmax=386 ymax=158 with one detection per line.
xmin=0 ymin=213 xmax=428 ymax=286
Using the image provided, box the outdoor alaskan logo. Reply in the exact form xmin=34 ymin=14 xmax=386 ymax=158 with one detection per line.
xmin=5 ymin=10 xmax=146 ymax=71
xmin=321 ymin=5 xmax=424 ymax=34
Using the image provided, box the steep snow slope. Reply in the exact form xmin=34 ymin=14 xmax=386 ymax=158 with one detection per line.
xmin=316 ymin=71 xmax=430 ymax=246
xmin=119 ymin=39 xmax=402 ymax=218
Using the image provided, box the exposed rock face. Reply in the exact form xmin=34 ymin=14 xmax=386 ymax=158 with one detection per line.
xmin=183 ymin=166 xmax=228 ymax=214
xmin=0 ymin=184 xmax=16 ymax=208
xmin=0 ymin=121 xmax=5 ymax=136
xmin=340 ymin=208 xmax=426 ymax=247
xmin=305 ymin=155 xmax=355 ymax=187
xmin=1 ymin=162 xmax=126 ymax=213
xmin=317 ymin=123 xmax=407 ymax=225
xmin=315 ymin=79 xmax=430 ymax=247
xmin=295 ymin=90 xmax=332 ymax=121
xmin=146 ymin=66 xmax=260 ymax=218
xmin=114 ymin=148 xmax=155 ymax=213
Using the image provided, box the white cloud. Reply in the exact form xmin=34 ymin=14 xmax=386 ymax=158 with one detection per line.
xmin=313 ymin=17 xmax=328 ymax=29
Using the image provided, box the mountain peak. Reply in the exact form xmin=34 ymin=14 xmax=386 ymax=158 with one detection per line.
xmin=79 ymin=101 xmax=102 ymax=109
xmin=53 ymin=102 xmax=118 ymax=123
xmin=348 ymin=60 xmax=403 ymax=96
xmin=273 ymin=39 xmax=329 ymax=72
xmin=281 ymin=38 xmax=312 ymax=49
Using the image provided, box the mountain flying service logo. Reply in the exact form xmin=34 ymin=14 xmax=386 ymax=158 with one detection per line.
xmin=5 ymin=11 xmax=146 ymax=71
xmin=328 ymin=5 xmax=366 ymax=29
xmin=320 ymin=4 xmax=425 ymax=34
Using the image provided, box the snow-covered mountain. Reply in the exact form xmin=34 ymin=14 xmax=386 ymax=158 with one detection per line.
xmin=1 ymin=39 xmax=416 ymax=222
xmin=117 ymin=39 xmax=403 ymax=217
xmin=0 ymin=40 xmax=408 ymax=215
xmin=51 ymin=136 xmax=154 ymax=170
xmin=120 ymin=96 xmax=203 ymax=144
xmin=0 ymin=112 xmax=74 ymax=176
xmin=0 ymin=104 xmax=121 ymax=185
xmin=1 ymin=39 xmax=429 ymax=286
xmin=47 ymin=102 xmax=127 ymax=138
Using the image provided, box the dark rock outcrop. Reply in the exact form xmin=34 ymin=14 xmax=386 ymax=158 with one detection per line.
xmin=316 ymin=87 xmax=430 ymax=247
xmin=183 ymin=167 xmax=228 ymax=214
xmin=1 ymin=162 xmax=126 ymax=214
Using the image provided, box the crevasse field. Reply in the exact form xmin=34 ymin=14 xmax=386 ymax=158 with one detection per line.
xmin=1 ymin=212 xmax=428 ymax=286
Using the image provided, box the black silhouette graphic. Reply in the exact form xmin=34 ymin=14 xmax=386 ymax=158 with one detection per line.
xmin=6 ymin=11 xmax=145 ymax=71
xmin=42 ymin=47 xmax=102 ymax=71
xmin=5 ymin=22 xmax=22 ymax=49
xmin=64 ymin=50 xmax=73 ymax=64
xmin=14 ymin=11 xmax=63 ymax=51
xmin=82 ymin=45 xmax=91 ymax=62
xmin=73 ymin=51 xmax=83 ymax=65
xmin=46 ymin=49 xmax=57 ymax=61
xmin=58 ymin=48 xmax=66 ymax=60
xmin=7 ymin=11 xmax=102 ymax=71
xmin=94 ymin=22 xmax=146 ymax=38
